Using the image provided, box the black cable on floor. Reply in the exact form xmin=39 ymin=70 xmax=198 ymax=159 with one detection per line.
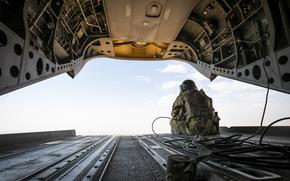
xmin=240 ymin=56 xmax=270 ymax=142
xmin=151 ymin=116 xmax=172 ymax=136
xmin=259 ymin=117 xmax=290 ymax=145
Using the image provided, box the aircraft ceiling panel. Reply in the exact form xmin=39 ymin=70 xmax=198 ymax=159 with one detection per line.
xmin=0 ymin=0 xmax=289 ymax=95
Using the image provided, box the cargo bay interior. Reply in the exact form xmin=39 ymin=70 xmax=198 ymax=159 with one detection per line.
xmin=0 ymin=0 xmax=290 ymax=180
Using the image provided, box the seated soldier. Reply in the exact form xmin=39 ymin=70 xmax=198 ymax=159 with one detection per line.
xmin=170 ymin=80 xmax=220 ymax=136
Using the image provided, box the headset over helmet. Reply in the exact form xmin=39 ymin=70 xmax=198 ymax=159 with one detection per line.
xmin=180 ymin=80 xmax=197 ymax=92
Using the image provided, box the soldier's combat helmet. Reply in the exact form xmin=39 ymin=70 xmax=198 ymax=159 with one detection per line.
xmin=180 ymin=80 xmax=197 ymax=92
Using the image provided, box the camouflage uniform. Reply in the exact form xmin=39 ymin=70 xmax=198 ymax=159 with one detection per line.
xmin=170 ymin=89 xmax=220 ymax=136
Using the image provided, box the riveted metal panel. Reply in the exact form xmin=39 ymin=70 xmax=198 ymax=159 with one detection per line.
xmin=104 ymin=0 xmax=195 ymax=43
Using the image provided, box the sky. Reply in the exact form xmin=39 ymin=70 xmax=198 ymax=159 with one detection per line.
xmin=0 ymin=58 xmax=290 ymax=135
